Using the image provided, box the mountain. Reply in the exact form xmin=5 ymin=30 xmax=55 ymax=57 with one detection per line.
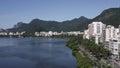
xmin=8 ymin=16 xmax=91 ymax=32
xmin=93 ymin=8 xmax=120 ymax=27
xmin=0 ymin=28 xmax=7 ymax=32
xmin=60 ymin=16 xmax=91 ymax=31
xmin=8 ymin=22 xmax=28 ymax=32
xmin=8 ymin=7 xmax=120 ymax=33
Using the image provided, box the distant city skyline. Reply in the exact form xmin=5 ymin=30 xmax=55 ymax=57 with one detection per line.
xmin=0 ymin=0 xmax=120 ymax=29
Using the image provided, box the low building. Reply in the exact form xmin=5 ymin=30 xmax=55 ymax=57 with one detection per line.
xmin=83 ymin=29 xmax=89 ymax=39
xmin=35 ymin=31 xmax=83 ymax=37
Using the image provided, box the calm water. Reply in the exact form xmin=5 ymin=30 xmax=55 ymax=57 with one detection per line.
xmin=0 ymin=38 xmax=77 ymax=68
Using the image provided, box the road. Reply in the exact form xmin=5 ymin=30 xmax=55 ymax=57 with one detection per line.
xmin=79 ymin=46 xmax=120 ymax=68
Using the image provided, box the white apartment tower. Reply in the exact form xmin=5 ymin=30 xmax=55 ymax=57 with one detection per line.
xmin=105 ymin=25 xmax=119 ymax=42
xmin=88 ymin=22 xmax=106 ymax=38
xmin=88 ymin=22 xmax=106 ymax=44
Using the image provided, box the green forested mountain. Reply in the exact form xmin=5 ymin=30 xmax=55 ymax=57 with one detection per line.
xmin=8 ymin=16 xmax=91 ymax=32
xmin=93 ymin=8 xmax=120 ymax=27
xmin=8 ymin=8 xmax=120 ymax=32
xmin=60 ymin=16 xmax=91 ymax=31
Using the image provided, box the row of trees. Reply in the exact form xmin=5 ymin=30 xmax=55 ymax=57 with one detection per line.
xmin=82 ymin=39 xmax=110 ymax=59
xmin=67 ymin=35 xmax=111 ymax=59
xmin=66 ymin=35 xmax=111 ymax=68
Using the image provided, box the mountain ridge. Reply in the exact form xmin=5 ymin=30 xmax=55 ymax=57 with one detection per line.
xmin=8 ymin=16 xmax=90 ymax=32
xmin=93 ymin=8 xmax=120 ymax=27
xmin=8 ymin=7 xmax=120 ymax=33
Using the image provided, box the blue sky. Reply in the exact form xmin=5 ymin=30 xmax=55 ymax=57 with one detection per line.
xmin=0 ymin=0 xmax=120 ymax=29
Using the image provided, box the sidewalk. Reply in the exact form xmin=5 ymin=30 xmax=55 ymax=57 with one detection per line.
xmin=78 ymin=51 xmax=85 ymax=57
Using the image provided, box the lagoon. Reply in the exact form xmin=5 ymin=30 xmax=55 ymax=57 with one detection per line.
xmin=0 ymin=38 xmax=77 ymax=68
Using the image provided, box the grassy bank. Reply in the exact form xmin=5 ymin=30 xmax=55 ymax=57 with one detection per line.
xmin=66 ymin=36 xmax=93 ymax=68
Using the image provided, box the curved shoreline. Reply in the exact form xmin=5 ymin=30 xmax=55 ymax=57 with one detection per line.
xmin=66 ymin=36 xmax=93 ymax=68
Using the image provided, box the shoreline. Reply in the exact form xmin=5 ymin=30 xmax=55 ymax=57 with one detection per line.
xmin=66 ymin=36 xmax=93 ymax=68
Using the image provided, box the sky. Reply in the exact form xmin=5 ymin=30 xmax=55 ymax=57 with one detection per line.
xmin=0 ymin=0 xmax=120 ymax=29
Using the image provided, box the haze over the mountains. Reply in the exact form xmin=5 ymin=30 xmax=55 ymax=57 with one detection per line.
xmin=8 ymin=8 xmax=120 ymax=33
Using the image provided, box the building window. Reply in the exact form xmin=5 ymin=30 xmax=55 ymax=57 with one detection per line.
xmin=97 ymin=24 xmax=100 ymax=33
